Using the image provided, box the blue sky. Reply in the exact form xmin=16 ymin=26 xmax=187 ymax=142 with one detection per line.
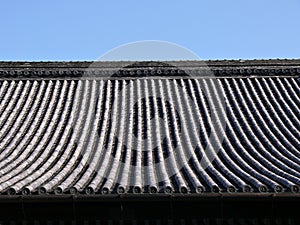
xmin=0 ymin=0 xmax=299 ymax=61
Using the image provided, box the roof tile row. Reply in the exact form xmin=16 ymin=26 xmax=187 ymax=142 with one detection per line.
xmin=0 ymin=73 xmax=299 ymax=195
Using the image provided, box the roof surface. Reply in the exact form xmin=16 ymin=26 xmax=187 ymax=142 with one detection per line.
xmin=0 ymin=59 xmax=299 ymax=197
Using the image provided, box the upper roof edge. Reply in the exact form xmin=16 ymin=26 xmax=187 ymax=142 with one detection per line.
xmin=0 ymin=59 xmax=300 ymax=68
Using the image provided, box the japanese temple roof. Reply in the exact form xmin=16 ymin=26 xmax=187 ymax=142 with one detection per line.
xmin=0 ymin=59 xmax=299 ymax=197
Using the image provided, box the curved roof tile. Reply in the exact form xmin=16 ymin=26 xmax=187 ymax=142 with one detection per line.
xmin=0 ymin=60 xmax=299 ymax=196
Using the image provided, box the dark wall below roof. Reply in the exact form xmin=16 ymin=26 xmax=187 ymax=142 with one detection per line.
xmin=0 ymin=196 xmax=300 ymax=224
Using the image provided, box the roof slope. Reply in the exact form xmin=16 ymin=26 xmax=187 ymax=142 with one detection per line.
xmin=0 ymin=60 xmax=299 ymax=196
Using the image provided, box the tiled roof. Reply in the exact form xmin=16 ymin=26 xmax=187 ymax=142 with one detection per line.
xmin=0 ymin=60 xmax=299 ymax=196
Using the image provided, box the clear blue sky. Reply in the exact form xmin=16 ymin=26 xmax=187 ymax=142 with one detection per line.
xmin=0 ymin=0 xmax=299 ymax=61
